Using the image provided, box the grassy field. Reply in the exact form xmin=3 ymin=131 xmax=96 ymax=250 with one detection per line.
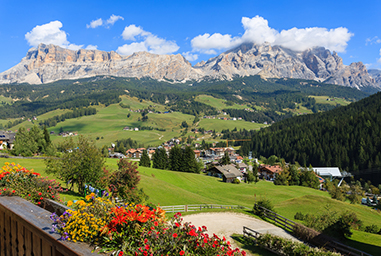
xmin=310 ymin=96 xmax=351 ymax=106
xmin=195 ymin=95 xmax=250 ymax=110
xmin=2 ymin=94 xmax=264 ymax=147
xmin=198 ymin=118 xmax=265 ymax=132
xmin=0 ymin=95 xmax=13 ymax=106
xmin=1 ymin=157 xmax=380 ymax=254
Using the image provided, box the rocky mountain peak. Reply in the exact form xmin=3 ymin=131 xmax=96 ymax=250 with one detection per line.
xmin=0 ymin=43 xmax=379 ymax=90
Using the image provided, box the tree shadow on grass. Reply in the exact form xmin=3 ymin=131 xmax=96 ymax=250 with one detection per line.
xmin=343 ymin=237 xmax=381 ymax=256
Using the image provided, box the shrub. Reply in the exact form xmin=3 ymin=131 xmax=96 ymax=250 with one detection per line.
xmin=253 ymin=198 xmax=275 ymax=218
xmin=294 ymin=211 xmax=305 ymax=220
xmin=232 ymin=178 xmax=241 ymax=184
xmin=256 ymin=233 xmax=342 ymax=256
xmin=364 ymin=224 xmax=380 ymax=234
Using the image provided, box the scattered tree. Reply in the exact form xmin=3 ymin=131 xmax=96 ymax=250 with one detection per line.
xmin=45 ymin=136 xmax=105 ymax=194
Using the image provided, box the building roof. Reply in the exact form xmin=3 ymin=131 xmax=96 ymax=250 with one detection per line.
xmin=313 ymin=167 xmax=342 ymax=178
xmin=237 ymin=162 xmax=248 ymax=168
xmin=214 ymin=165 xmax=242 ymax=179
xmin=259 ymin=164 xmax=282 ymax=174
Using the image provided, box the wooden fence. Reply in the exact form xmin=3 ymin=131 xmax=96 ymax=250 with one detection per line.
xmin=0 ymin=196 xmax=95 ymax=256
xmin=160 ymin=204 xmax=250 ymax=213
xmin=254 ymin=204 xmax=373 ymax=256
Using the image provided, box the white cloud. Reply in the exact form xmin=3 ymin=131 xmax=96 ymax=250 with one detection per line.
xmin=86 ymin=18 xmax=103 ymax=29
xmin=366 ymin=36 xmax=381 ymax=45
xmin=106 ymin=14 xmax=124 ymax=26
xmin=117 ymin=24 xmax=179 ymax=55
xmin=25 ymin=20 xmax=92 ymax=50
xmin=121 ymin=25 xmax=147 ymax=40
xmin=190 ymin=15 xmax=353 ymax=54
xmin=117 ymin=42 xmax=148 ymax=56
xmin=87 ymin=14 xmax=124 ymax=29
xmin=182 ymin=51 xmax=198 ymax=61
xmin=191 ymin=33 xmax=241 ymax=53
xmin=85 ymin=45 xmax=98 ymax=50
xmin=378 ymin=49 xmax=381 ymax=64
xmin=25 ymin=21 xmax=69 ymax=47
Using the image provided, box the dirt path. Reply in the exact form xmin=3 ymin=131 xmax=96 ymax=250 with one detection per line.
xmin=183 ymin=212 xmax=298 ymax=255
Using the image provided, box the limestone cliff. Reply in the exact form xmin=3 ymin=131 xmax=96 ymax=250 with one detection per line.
xmin=0 ymin=43 xmax=380 ymax=91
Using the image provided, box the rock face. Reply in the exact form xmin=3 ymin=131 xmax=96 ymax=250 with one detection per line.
xmin=0 ymin=44 xmax=203 ymax=84
xmin=0 ymin=43 xmax=380 ymax=90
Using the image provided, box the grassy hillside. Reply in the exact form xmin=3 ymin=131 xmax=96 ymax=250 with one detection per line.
xmin=4 ymin=95 xmax=264 ymax=147
xmin=1 ymin=158 xmax=380 ymax=254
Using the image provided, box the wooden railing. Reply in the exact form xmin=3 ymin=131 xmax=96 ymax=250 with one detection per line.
xmin=160 ymin=204 xmax=250 ymax=213
xmin=0 ymin=196 xmax=96 ymax=256
xmin=254 ymin=204 xmax=373 ymax=256
xmin=256 ymin=204 xmax=296 ymax=232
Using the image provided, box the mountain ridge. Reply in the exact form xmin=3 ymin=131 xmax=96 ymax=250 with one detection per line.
xmin=0 ymin=43 xmax=380 ymax=91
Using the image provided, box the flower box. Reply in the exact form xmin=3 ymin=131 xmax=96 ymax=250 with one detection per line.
xmin=0 ymin=196 xmax=96 ymax=256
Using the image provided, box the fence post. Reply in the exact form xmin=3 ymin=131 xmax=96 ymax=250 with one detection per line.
xmin=185 ymin=205 xmax=188 ymax=212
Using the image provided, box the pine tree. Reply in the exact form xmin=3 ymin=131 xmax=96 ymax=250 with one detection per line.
xmin=169 ymin=146 xmax=182 ymax=172
xmin=152 ymin=147 xmax=168 ymax=170
xmin=139 ymin=150 xmax=151 ymax=167
xmin=219 ymin=151 xmax=231 ymax=165
xmin=182 ymin=146 xmax=199 ymax=173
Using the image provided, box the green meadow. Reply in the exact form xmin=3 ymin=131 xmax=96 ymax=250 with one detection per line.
xmin=195 ymin=95 xmax=250 ymax=110
xmin=3 ymin=95 xmax=263 ymax=147
xmin=310 ymin=95 xmax=351 ymax=106
xmin=1 ymin=158 xmax=380 ymax=254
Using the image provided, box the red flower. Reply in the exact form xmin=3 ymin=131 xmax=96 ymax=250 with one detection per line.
xmin=154 ymin=221 xmax=158 ymax=226
xmin=12 ymin=190 xmax=15 ymax=193
xmin=179 ymin=251 xmax=185 ymax=255
xmin=38 ymin=202 xmax=41 ymax=205
xmin=118 ymin=251 xmax=123 ymax=256
xmin=40 ymin=197 xmax=43 ymax=200
xmin=172 ymin=233 xmax=178 ymax=238
xmin=175 ymin=223 xmax=180 ymax=227
xmin=38 ymin=192 xmax=42 ymax=196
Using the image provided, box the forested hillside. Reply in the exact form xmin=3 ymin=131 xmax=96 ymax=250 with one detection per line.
xmin=235 ymin=91 xmax=381 ymax=174
xmin=0 ymin=75 xmax=367 ymax=127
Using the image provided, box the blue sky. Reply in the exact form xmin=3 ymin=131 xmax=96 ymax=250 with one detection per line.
xmin=0 ymin=0 xmax=380 ymax=73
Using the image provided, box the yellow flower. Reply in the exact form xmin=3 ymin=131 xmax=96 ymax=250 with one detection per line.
xmin=67 ymin=201 xmax=73 ymax=207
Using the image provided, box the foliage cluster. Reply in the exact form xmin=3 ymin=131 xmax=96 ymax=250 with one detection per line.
xmin=0 ymin=162 xmax=64 ymax=205
xmin=151 ymin=146 xmax=201 ymax=173
xmin=254 ymin=233 xmax=342 ymax=256
xmin=12 ymin=125 xmax=54 ymax=157
xmin=113 ymin=138 xmax=143 ymax=154
xmin=45 ymin=136 xmax=105 ymax=194
xmin=294 ymin=206 xmax=362 ymax=239
xmin=273 ymin=165 xmax=320 ymax=189
xmin=107 ymin=159 xmax=148 ymax=204
xmin=52 ymin=196 xmax=246 ymax=255
xmin=253 ymin=198 xmax=275 ymax=218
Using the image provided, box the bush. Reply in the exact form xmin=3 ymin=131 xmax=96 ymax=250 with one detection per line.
xmin=294 ymin=212 xmax=305 ymax=220
xmin=256 ymin=233 xmax=341 ymax=256
xmin=364 ymin=224 xmax=380 ymax=234
xmin=232 ymin=178 xmax=241 ymax=184
xmin=253 ymin=198 xmax=275 ymax=218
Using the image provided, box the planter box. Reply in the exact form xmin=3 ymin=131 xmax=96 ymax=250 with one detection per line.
xmin=0 ymin=196 xmax=97 ymax=256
